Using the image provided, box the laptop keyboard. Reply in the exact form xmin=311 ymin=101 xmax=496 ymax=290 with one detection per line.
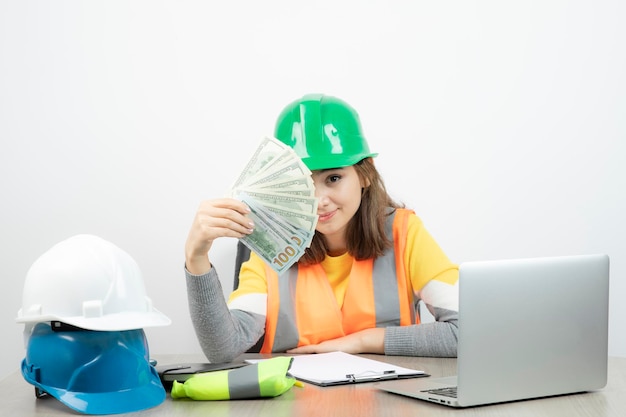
xmin=421 ymin=386 xmax=458 ymax=398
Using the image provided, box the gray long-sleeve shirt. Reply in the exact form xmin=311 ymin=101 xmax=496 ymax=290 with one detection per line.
xmin=186 ymin=266 xmax=458 ymax=363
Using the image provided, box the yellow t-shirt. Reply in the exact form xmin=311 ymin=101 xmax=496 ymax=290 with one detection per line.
xmin=228 ymin=212 xmax=458 ymax=312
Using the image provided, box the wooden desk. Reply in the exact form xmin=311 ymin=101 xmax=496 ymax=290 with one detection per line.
xmin=3 ymin=354 xmax=625 ymax=416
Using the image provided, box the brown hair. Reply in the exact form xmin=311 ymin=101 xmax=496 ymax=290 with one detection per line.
xmin=297 ymin=158 xmax=404 ymax=265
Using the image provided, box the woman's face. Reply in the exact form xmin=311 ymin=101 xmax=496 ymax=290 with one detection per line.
xmin=312 ymin=165 xmax=366 ymax=252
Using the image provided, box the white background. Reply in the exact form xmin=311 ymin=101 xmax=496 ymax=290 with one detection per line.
xmin=1 ymin=1 xmax=624 ymax=380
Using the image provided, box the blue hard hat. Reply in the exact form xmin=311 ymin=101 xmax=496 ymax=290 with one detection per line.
xmin=21 ymin=322 xmax=165 ymax=415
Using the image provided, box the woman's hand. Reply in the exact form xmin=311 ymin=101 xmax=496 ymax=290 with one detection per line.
xmin=286 ymin=328 xmax=385 ymax=355
xmin=184 ymin=198 xmax=254 ymax=275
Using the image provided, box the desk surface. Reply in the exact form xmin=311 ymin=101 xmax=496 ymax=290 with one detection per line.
xmin=3 ymin=354 xmax=625 ymax=417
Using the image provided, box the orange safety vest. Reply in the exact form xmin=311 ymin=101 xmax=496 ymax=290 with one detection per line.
xmin=260 ymin=208 xmax=419 ymax=353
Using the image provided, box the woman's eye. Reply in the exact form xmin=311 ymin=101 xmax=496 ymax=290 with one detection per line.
xmin=327 ymin=175 xmax=341 ymax=183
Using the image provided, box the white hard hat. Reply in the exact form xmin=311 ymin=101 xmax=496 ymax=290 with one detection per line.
xmin=16 ymin=234 xmax=171 ymax=331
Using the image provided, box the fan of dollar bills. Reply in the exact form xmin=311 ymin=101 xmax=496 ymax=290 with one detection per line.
xmin=231 ymin=136 xmax=319 ymax=274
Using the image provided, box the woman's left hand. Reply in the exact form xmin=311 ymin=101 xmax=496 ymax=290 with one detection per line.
xmin=286 ymin=328 xmax=385 ymax=355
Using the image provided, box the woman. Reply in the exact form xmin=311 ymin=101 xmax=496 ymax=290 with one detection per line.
xmin=184 ymin=94 xmax=459 ymax=363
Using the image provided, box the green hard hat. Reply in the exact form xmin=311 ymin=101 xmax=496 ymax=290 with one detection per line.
xmin=274 ymin=94 xmax=378 ymax=170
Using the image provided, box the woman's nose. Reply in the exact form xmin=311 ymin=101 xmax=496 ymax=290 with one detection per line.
xmin=315 ymin=189 xmax=330 ymax=206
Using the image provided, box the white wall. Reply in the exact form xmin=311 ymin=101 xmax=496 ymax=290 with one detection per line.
xmin=1 ymin=1 xmax=624 ymax=380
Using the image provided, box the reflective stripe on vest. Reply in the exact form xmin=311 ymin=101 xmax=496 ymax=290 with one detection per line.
xmin=261 ymin=208 xmax=419 ymax=353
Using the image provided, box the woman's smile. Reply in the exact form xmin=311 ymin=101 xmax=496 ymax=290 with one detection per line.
xmin=318 ymin=210 xmax=336 ymax=222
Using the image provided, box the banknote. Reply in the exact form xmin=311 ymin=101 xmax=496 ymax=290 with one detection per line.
xmin=247 ymin=159 xmax=312 ymax=187
xmin=238 ymin=194 xmax=308 ymax=273
xmin=242 ymin=194 xmax=315 ymax=248
xmin=231 ymin=136 xmax=292 ymax=189
xmin=232 ymin=189 xmax=318 ymax=215
xmin=251 ymin=176 xmax=315 ymax=195
xmin=258 ymin=203 xmax=318 ymax=232
xmin=234 ymin=185 xmax=314 ymax=198
xmin=243 ymin=145 xmax=300 ymax=182
xmin=231 ymin=137 xmax=319 ymax=273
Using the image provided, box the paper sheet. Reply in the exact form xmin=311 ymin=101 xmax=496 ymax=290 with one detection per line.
xmin=247 ymin=351 xmax=428 ymax=386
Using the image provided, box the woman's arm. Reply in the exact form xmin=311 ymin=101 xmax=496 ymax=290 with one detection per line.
xmin=185 ymin=198 xmax=254 ymax=275
xmin=286 ymin=282 xmax=458 ymax=357
xmin=184 ymin=198 xmax=264 ymax=362
xmin=394 ymin=212 xmax=460 ymax=357
xmin=384 ymin=299 xmax=458 ymax=357
xmin=186 ymin=267 xmax=265 ymax=363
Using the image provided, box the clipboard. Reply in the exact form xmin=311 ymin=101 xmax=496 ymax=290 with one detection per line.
xmin=155 ymin=362 xmax=249 ymax=383
xmin=246 ymin=351 xmax=429 ymax=387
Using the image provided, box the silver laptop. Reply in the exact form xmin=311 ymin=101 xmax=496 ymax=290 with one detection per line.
xmin=378 ymin=253 xmax=610 ymax=407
